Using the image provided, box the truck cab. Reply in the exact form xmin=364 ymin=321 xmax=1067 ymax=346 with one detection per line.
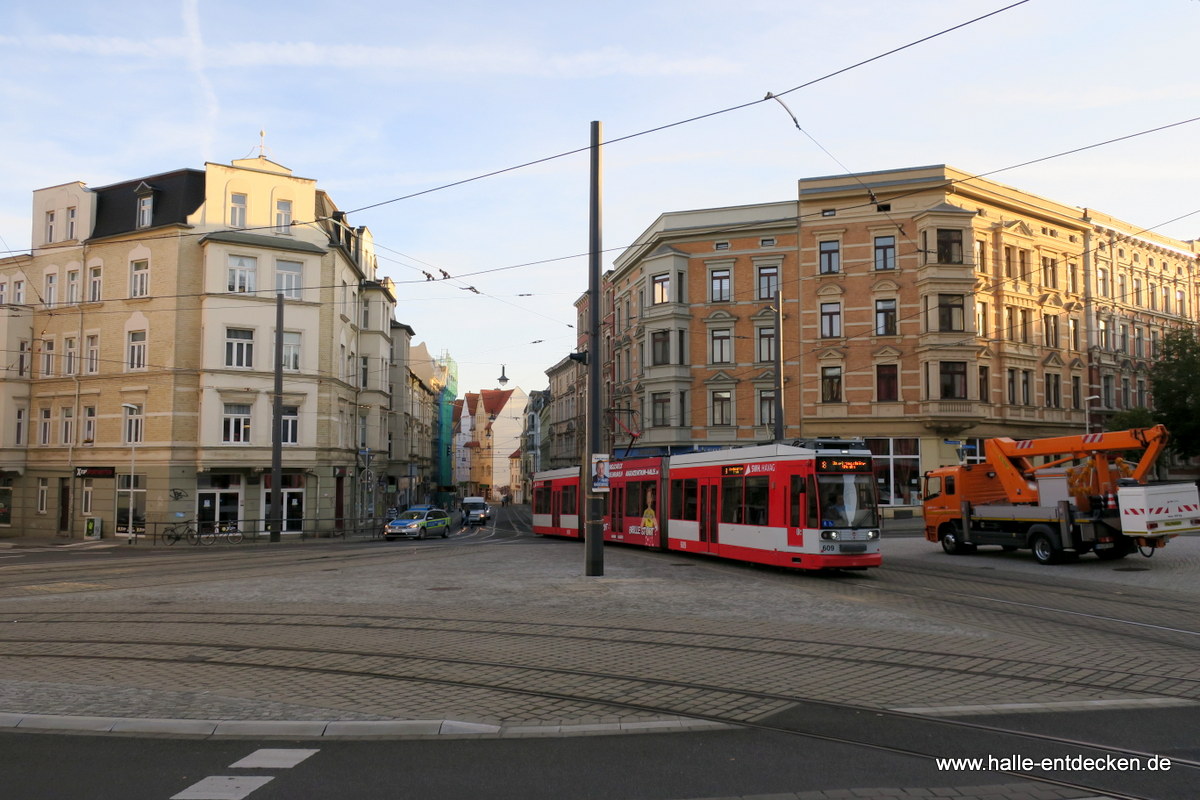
xmin=462 ymin=496 xmax=491 ymax=527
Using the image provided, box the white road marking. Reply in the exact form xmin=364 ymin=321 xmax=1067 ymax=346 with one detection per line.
xmin=171 ymin=775 xmax=273 ymax=799
xmin=230 ymin=748 xmax=319 ymax=769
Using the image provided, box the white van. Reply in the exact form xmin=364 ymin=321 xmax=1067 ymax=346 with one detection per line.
xmin=462 ymin=497 xmax=491 ymax=526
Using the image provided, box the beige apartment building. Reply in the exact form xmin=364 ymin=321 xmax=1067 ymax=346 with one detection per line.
xmin=0 ymin=155 xmax=406 ymax=538
xmin=605 ymin=165 xmax=1199 ymax=514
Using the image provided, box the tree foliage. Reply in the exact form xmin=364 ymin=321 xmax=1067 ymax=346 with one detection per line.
xmin=1149 ymin=327 xmax=1200 ymax=459
xmin=1104 ymin=407 xmax=1157 ymax=432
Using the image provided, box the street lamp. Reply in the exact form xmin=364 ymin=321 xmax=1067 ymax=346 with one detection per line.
xmin=1084 ymin=394 xmax=1101 ymax=434
xmin=121 ymin=403 xmax=140 ymax=542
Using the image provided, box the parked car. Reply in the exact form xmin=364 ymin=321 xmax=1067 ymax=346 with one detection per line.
xmin=383 ymin=507 xmax=451 ymax=540
xmin=462 ymin=497 xmax=491 ymax=527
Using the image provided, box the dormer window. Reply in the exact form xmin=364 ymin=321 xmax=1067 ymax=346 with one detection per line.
xmin=135 ymin=182 xmax=155 ymax=229
xmin=230 ymin=193 xmax=247 ymax=228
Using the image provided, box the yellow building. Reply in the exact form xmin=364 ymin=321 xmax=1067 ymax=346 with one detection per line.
xmin=0 ymin=156 xmax=401 ymax=539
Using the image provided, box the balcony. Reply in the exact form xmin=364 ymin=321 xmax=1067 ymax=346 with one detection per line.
xmin=918 ymin=399 xmax=978 ymax=435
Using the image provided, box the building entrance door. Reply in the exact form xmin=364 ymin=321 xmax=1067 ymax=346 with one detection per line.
xmin=196 ymin=490 xmax=240 ymax=533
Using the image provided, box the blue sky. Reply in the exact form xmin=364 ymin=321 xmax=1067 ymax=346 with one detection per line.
xmin=1 ymin=0 xmax=1198 ymax=397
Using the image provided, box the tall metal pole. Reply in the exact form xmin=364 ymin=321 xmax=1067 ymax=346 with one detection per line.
xmin=585 ymin=120 xmax=605 ymax=576
xmin=269 ymin=293 xmax=283 ymax=542
xmin=773 ymin=291 xmax=785 ymax=443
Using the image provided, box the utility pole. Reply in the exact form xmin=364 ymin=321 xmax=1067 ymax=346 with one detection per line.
xmin=773 ymin=291 xmax=784 ymax=443
xmin=269 ymin=294 xmax=283 ymax=542
xmin=585 ymin=120 xmax=605 ymax=577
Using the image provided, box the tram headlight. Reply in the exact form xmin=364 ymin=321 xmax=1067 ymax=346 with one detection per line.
xmin=867 ymin=530 xmax=880 ymax=540
xmin=820 ymin=530 xmax=839 ymax=540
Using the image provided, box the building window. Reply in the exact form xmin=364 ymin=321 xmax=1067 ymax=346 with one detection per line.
xmin=230 ymin=193 xmax=247 ymax=228
xmin=123 ymin=404 xmax=143 ymax=444
xmin=360 ymin=356 xmax=369 ymax=388
xmin=127 ymin=331 xmax=147 ymax=370
xmin=1041 ymin=256 xmax=1058 ymax=288
xmin=710 ymin=269 xmax=730 ymax=302
xmin=1098 ymin=319 xmax=1109 ymax=350
xmin=757 ymin=265 xmax=779 ymax=300
xmin=820 ymin=302 xmax=842 ymax=338
xmin=275 ymin=199 xmax=292 ymax=233
xmin=939 ymin=362 xmax=967 ymax=399
xmin=1046 ymin=373 xmax=1062 ymax=408
xmin=228 ymin=255 xmax=257 ymax=293
xmin=874 ymin=236 xmax=896 ymax=270
xmin=651 ymin=273 xmax=670 ymax=305
xmin=281 ymin=331 xmax=301 ymax=370
xmin=1102 ymin=375 xmax=1114 ymax=407
xmin=818 ymin=241 xmax=840 ymax=274
xmin=44 ymin=273 xmax=57 ymax=307
xmin=1098 ymin=268 xmax=1110 ymax=297
xmin=66 ymin=270 xmax=79 ymax=304
xmin=18 ymin=340 xmax=28 ymax=376
xmin=866 ymin=437 xmax=921 ymax=505
xmin=130 ymin=259 xmax=149 ymax=298
xmin=1043 ymin=314 xmax=1060 ymax=348
xmin=137 ymin=194 xmax=153 ymax=228
xmin=83 ymin=406 xmax=95 ymax=444
xmin=0 ymin=282 xmax=6 ymax=305
xmin=281 ymin=406 xmax=299 ymax=445
xmin=14 ymin=280 xmax=24 ymax=304
xmin=81 ymin=479 xmax=93 ymax=514
xmin=66 ymin=207 xmax=76 ymax=239
xmin=1022 ymin=370 xmax=1032 ymax=405
xmin=63 ymin=337 xmax=77 ymax=375
xmin=225 ymin=328 xmax=254 ymax=368
xmin=1019 ymin=308 xmax=1031 ymax=343
xmin=14 ymin=408 xmax=25 ymax=445
xmin=710 ymin=329 xmax=732 ymax=364
xmin=978 ymin=365 xmax=990 ymax=402
xmin=223 ymin=403 xmax=252 ymax=443
xmin=41 ymin=339 xmax=55 ymax=377
xmin=61 ymin=407 xmax=74 ymax=445
xmin=39 ymin=408 xmax=52 ymax=445
xmin=756 ymin=327 xmax=775 ymax=363
xmin=936 ymin=229 xmax=964 ymax=263
xmin=821 ymin=366 xmax=843 ymax=403
xmin=937 ymin=295 xmax=965 ymax=332
xmin=710 ymin=390 xmax=732 ymax=426
xmin=276 ymin=260 xmax=302 ymax=299
xmin=651 ymin=330 xmax=670 ymax=365
xmin=88 ymin=267 xmax=102 ymax=302
xmin=1007 ymin=368 xmax=1018 ymax=404
xmin=45 ymin=210 xmax=56 ymax=242
xmin=84 ymin=335 xmax=99 ymax=374
xmin=757 ymin=390 xmax=776 ymax=427
xmin=652 ymin=392 xmax=671 ymax=427
xmin=37 ymin=478 xmax=48 ymax=513
xmin=877 ymin=364 xmax=898 ymax=402
xmin=875 ymin=299 xmax=897 ymax=335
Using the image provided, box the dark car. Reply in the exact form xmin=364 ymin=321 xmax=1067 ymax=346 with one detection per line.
xmin=383 ymin=507 xmax=451 ymax=540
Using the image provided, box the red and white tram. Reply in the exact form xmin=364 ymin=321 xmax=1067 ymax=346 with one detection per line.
xmin=530 ymin=466 xmax=583 ymax=540
xmin=532 ymin=439 xmax=882 ymax=570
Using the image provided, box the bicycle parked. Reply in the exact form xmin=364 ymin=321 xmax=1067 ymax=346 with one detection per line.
xmin=161 ymin=520 xmax=243 ymax=545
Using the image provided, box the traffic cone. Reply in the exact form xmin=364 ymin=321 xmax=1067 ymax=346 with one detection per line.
xmin=1105 ymin=490 xmax=1116 ymax=509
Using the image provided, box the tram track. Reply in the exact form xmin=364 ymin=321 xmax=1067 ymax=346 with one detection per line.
xmin=0 ymin=619 xmax=1194 ymax=800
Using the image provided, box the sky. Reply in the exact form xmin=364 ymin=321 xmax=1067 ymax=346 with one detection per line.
xmin=1 ymin=0 xmax=1198 ymax=399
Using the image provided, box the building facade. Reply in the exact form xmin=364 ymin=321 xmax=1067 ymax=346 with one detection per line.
xmin=0 ymin=156 xmax=420 ymax=538
xmin=606 ymin=165 xmax=1199 ymax=514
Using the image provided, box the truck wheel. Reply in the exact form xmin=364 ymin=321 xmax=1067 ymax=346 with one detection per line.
xmin=1030 ymin=532 xmax=1063 ymax=565
xmin=940 ymin=525 xmax=975 ymax=555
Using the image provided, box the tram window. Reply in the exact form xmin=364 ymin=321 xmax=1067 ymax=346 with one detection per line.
xmin=670 ymin=479 xmax=698 ymax=520
xmin=790 ymin=475 xmax=804 ymax=527
xmin=744 ymin=475 xmax=769 ymax=525
xmin=721 ymin=477 xmax=742 ymax=523
xmin=534 ymin=487 xmax=549 ymax=514
xmin=562 ymin=485 xmax=577 ymax=515
xmin=805 ymin=475 xmax=820 ymax=528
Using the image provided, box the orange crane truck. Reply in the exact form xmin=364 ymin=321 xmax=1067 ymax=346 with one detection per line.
xmin=923 ymin=425 xmax=1200 ymax=564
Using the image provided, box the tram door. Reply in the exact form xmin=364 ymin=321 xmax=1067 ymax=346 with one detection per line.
xmin=609 ymin=485 xmax=623 ymax=536
xmin=697 ymin=478 xmax=720 ymax=553
xmin=550 ymin=487 xmax=561 ymax=531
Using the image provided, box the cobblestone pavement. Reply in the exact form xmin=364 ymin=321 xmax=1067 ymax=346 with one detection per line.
xmin=2 ymin=519 xmax=1197 ymax=800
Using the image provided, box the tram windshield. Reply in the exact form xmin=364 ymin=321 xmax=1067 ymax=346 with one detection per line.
xmin=815 ymin=474 xmax=879 ymax=528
